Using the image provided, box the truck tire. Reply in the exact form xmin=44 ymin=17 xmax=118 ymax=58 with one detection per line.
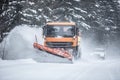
xmin=72 ymin=46 xmax=81 ymax=60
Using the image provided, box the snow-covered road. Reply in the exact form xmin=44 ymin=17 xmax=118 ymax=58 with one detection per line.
xmin=0 ymin=59 xmax=120 ymax=80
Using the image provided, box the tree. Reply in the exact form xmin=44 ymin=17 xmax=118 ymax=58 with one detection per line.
xmin=0 ymin=0 xmax=22 ymax=42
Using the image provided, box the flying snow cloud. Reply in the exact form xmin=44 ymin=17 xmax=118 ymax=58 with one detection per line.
xmin=0 ymin=25 xmax=43 ymax=60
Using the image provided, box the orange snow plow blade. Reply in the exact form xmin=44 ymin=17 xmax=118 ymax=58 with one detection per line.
xmin=33 ymin=42 xmax=72 ymax=60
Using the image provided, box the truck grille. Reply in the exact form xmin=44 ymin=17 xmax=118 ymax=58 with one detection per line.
xmin=46 ymin=42 xmax=73 ymax=48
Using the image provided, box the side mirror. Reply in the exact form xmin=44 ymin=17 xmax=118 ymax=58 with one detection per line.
xmin=76 ymin=27 xmax=79 ymax=35
xmin=42 ymin=26 xmax=46 ymax=36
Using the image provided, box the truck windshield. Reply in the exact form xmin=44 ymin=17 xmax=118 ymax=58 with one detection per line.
xmin=45 ymin=25 xmax=75 ymax=37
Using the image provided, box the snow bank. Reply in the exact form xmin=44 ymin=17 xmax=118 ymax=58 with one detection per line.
xmin=0 ymin=58 xmax=37 ymax=67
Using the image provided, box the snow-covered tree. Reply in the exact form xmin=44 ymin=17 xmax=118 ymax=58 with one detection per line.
xmin=0 ymin=0 xmax=120 ymax=43
xmin=0 ymin=0 xmax=22 ymax=42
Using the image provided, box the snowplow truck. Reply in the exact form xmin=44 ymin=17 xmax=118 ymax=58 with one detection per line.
xmin=42 ymin=22 xmax=81 ymax=60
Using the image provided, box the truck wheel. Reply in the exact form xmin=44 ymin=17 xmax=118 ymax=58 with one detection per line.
xmin=72 ymin=46 xmax=81 ymax=60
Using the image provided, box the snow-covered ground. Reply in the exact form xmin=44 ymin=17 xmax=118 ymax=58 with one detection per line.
xmin=0 ymin=25 xmax=120 ymax=80
xmin=0 ymin=58 xmax=120 ymax=80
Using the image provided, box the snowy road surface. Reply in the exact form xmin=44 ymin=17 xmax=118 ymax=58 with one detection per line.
xmin=0 ymin=59 xmax=120 ymax=80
